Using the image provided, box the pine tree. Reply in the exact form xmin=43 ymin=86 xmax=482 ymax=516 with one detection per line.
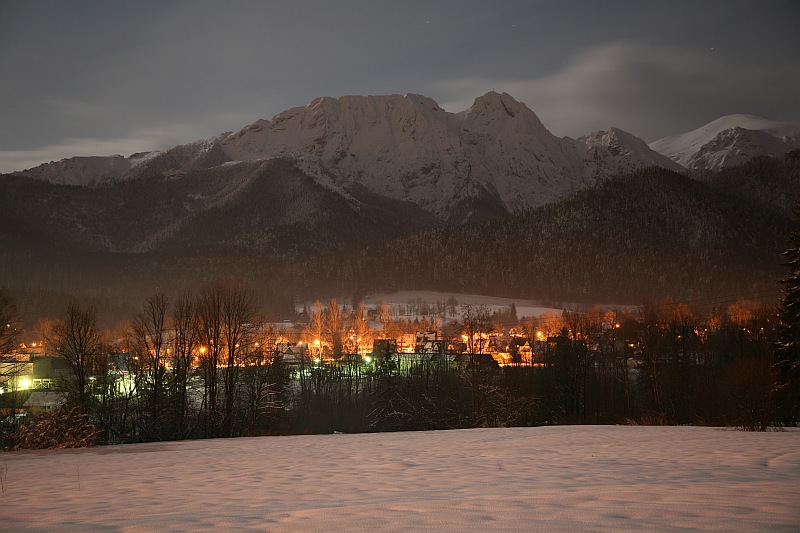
xmin=775 ymin=203 xmax=800 ymax=424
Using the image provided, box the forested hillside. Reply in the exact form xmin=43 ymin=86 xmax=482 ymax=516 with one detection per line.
xmin=0 ymin=158 xmax=435 ymax=253
xmin=702 ymin=150 xmax=800 ymax=218
xmin=0 ymin=154 xmax=795 ymax=326
xmin=296 ymin=164 xmax=793 ymax=304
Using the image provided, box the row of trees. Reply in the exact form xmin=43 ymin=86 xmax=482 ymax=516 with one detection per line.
xmin=2 ymin=283 xmax=797 ymax=450
xmin=24 ymin=281 xmax=287 ymax=443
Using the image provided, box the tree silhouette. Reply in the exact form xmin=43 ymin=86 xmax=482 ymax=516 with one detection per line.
xmin=49 ymin=302 xmax=103 ymax=411
xmin=775 ymin=203 xmax=800 ymax=424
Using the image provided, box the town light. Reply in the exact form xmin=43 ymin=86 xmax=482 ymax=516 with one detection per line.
xmin=19 ymin=378 xmax=31 ymax=389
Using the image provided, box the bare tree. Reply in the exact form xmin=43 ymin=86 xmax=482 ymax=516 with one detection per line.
xmin=131 ymin=293 xmax=169 ymax=439
xmin=220 ymin=281 xmax=256 ymax=436
xmin=171 ymin=292 xmax=198 ymax=438
xmin=460 ymin=304 xmax=493 ymax=417
xmin=378 ymin=302 xmax=394 ymax=339
xmin=195 ymin=283 xmax=224 ymax=436
xmin=49 ymin=302 xmax=104 ymax=411
xmin=349 ymin=301 xmax=372 ymax=355
xmin=191 ymin=280 xmax=258 ymax=437
xmin=307 ymin=300 xmax=325 ymax=359
xmin=325 ymin=299 xmax=344 ymax=358
xmin=241 ymin=323 xmax=286 ymax=436
xmin=638 ymin=299 xmax=674 ymax=421
xmin=461 ymin=304 xmax=491 ymax=355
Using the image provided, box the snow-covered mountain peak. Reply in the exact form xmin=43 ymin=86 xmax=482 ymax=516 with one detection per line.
xmin=15 ymin=155 xmax=133 ymax=186
xmin=579 ymin=127 xmax=685 ymax=176
xmin=464 ymin=91 xmax=521 ymax=117
xmin=461 ymin=92 xmax=547 ymax=131
xmin=697 ymin=114 xmax=800 ymax=139
xmin=11 ymin=92 xmax=695 ymax=219
xmin=583 ymin=127 xmax=665 ymax=157
xmin=650 ymin=114 xmax=800 ymax=171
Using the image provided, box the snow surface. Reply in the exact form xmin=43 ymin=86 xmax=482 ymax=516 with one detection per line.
xmin=360 ymin=290 xmax=563 ymax=319
xmin=2 ymin=426 xmax=798 ymax=532
xmin=127 ymin=150 xmax=162 ymax=168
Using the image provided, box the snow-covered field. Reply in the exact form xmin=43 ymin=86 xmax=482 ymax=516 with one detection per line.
xmin=2 ymin=426 xmax=798 ymax=532
xmin=354 ymin=290 xmax=565 ymax=318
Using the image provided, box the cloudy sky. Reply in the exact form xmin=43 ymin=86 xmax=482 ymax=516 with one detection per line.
xmin=1 ymin=0 xmax=798 ymax=173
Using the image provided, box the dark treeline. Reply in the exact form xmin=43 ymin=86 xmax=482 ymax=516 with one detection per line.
xmin=2 ymin=283 xmax=796 ymax=450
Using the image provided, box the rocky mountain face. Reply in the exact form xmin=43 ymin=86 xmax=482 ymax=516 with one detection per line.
xmin=579 ymin=127 xmax=685 ymax=178
xmin=220 ymin=92 xmax=680 ymax=220
xmin=15 ymin=95 xmax=798 ymax=217
xmin=649 ymin=114 xmax=800 ymax=172
xmin=13 ymin=92 xmax=680 ymax=222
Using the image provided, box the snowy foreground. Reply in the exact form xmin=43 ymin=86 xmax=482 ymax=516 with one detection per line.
xmin=2 ymin=426 xmax=799 ymax=532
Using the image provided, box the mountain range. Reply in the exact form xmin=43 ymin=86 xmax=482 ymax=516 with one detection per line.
xmin=1 ymin=92 xmax=798 ymax=325
xmin=5 ymin=93 xmax=668 ymax=220
xmin=13 ymin=92 xmax=799 ymax=220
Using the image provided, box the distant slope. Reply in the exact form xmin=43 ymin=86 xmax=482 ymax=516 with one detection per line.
xmin=0 ymin=158 xmax=436 ymax=255
xmin=298 ymin=165 xmax=792 ymax=303
xmin=702 ymin=150 xmax=800 ymax=219
xmin=0 ymin=158 xmax=438 ymax=324
xmin=650 ymin=114 xmax=800 ymax=171
xmin=14 ymin=136 xmax=233 ymax=187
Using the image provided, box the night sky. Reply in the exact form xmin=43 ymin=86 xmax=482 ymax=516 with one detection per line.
xmin=1 ymin=0 xmax=798 ymax=173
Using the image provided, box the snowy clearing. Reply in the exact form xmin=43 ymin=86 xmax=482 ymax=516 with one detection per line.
xmin=2 ymin=426 xmax=798 ymax=532
xmin=355 ymin=290 xmax=565 ymax=318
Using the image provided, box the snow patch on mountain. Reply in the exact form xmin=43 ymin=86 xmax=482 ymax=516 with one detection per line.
xmin=16 ymin=154 xmax=134 ymax=186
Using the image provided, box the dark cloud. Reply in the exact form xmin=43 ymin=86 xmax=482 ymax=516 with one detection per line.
xmin=436 ymin=42 xmax=799 ymax=141
xmin=1 ymin=0 xmax=798 ymax=172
